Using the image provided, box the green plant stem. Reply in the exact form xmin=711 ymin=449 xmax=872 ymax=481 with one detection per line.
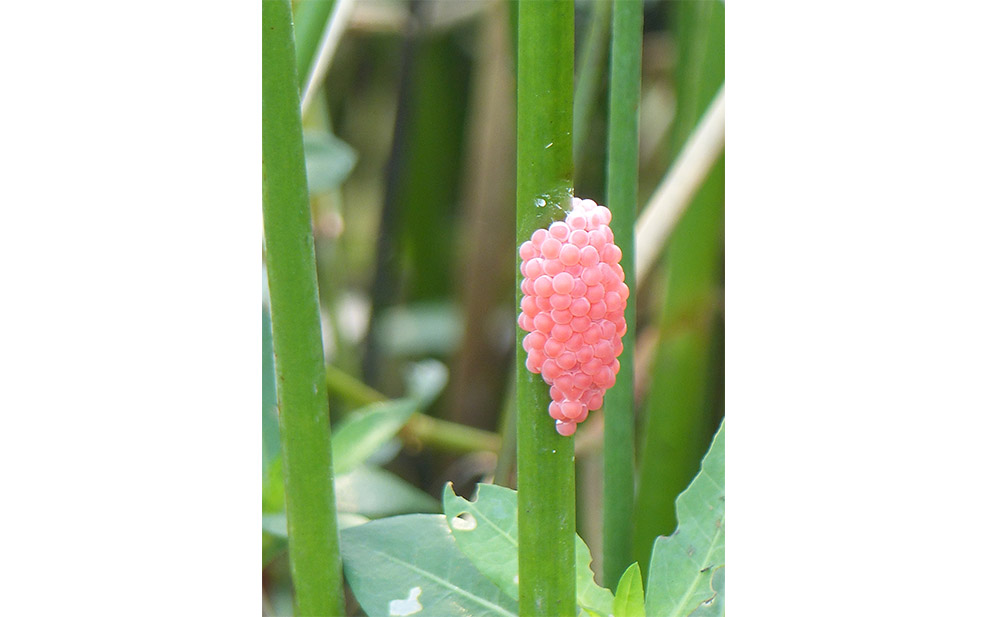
xmin=325 ymin=363 xmax=502 ymax=454
xmin=515 ymin=2 xmax=576 ymax=616
xmin=602 ymin=0 xmax=642 ymax=591
xmin=262 ymin=2 xmax=344 ymax=615
xmin=293 ymin=0 xmax=338 ymax=91
xmin=402 ymin=414 xmax=501 ymax=455
xmin=633 ymin=0 xmax=725 ymax=579
xmin=325 ymin=363 xmax=389 ymax=407
xmin=573 ymin=0 xmax=611 ymax=168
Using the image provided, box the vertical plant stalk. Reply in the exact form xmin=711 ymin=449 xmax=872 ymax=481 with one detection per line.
xmin=633 ymin=0 xmax=725 ymax=576
xmin=294 ymin=0 xmax=338 ymax=92
xmin=602 ymin=0 xmax=642 ymax=591
xmin=515 ymin=2 xmax=576 ymax=616
xmin=573 ymin=0 xmax=611 ymax=168
xmin=262 ymin=1 xmax=345 ymax=616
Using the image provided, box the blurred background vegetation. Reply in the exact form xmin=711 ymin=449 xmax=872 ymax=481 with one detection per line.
xmin=263 ymin=1 xmax=724 ymax=614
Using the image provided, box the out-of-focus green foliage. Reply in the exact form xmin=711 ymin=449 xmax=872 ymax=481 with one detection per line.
xmin=634 ymin=0 xmax=725 ymax=573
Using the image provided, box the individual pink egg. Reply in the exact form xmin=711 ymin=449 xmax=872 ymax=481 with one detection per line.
xmin=524 ymin=258 xmax=543 ymax=279
xmin=534 ymin=275 xmax=554 ymax=297
xmin=523 ymin=331 xmax=546 ymax=352
xmin=569 ymin=229 xmax=589 ymax=247
xmin=557 ymin=351 xmax=577 ymax=370
xmin=550 ymin=308 xmax=572 ymax=324
xmin=518 ymin=313 xmax=534 ymax=331
xmin=580 ymin=267 xmax=602 ymax=287
xmin=587 ymin=391 xmax=603 ymax=411
xmin=563 ymin=332 xmax=584 ymax=352
xmin=582 ymin=324 xmax=601 ymax=345
xmin=556 ymin=420 xmax=577 ymax=436
xmin=561 ymin=401 xmax=583 ymax=420
xmin=533 ymin=313 xmax=554 ymax=334
xmin=549 ymin=293 xmax=571 ymax=310
xmin=585 ymin=283 xmax=605 ymax=303
xmin=552 ymin=271 xmax=574 ymax=294
xmin=569 ymin=297 xmax=590 ymax=317
xmin=521 ymin=295 xmax=538 ymax=317
xmin=543 ymin=338 xmax=564 ymax=358
xmin=573 ymin=371 xmax=593 ymax=390
xmin=541 ymin=359 xmax=562 ymax=381
xmin=549 ymin=221 xmax=569 ymax=240
xmin=550 ymin=323 xmax=573 ymax=342
xmin=526 ymin=349 xmax=546 ymax=373
xmin=541 ymin=237 xmax=562 ymax=259
xmin=543 ymin=258 xmax=565 ymax=276
xmin=559 ymin=243 xmax=581 ymax=266
xmin=531 ymin=228 xmax=548 ymax=248
xmin=579 ymin=246 xmax=599 ymax=267
xmin=569 ymin=316 xmax=591 ymax=333
xmin=575 ymin=346 xmax=594 ymax=364
xmin=549 ymin=385 xmax=564 ymax=403
xmin=519 ymin=241 xmax=537 ymax=260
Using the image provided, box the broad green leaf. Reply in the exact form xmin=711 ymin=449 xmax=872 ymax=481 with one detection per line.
xmin=613 ymin=563 xmax=645 ymax=617
xmin=336 ymin=466 xmax=440 ymax=518
xmin=331 ymin=398 xmax=417 ymax=475
xmin=442 ymin=483 xmax=614 ymax=617
xmin=303 ymin=131 xmax=357 ymax=194
xmin=340 ymin=514 xmax=519 ymax=617
xmin=645 ymin=421 xmax=725 ymax=617
xmin=686 ymin=567 xmax=724 ymax=617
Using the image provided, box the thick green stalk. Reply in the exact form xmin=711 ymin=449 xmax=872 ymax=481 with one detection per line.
xmin=262 ymin=1 xmax=344 ymax=615
xmin=516 ymin=2 xmax=576 ymax=616
xmin=293 ymin=0 xmax=338 ymax=91
xmin=633 ymin=0 xmax=725 ymax=578
xmin=602 ymin=0 xmax=642 ymax=591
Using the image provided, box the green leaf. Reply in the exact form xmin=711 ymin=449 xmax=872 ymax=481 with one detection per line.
xmin=686 ymin=567 xmax=724 ymax=617
xmin=303 ymin=131 xmax=356 ymax=194
xmin=336 ymin=466 xmax=440 ymax=518
xmin=442 ymin=483 xmax=614 ymax=617
xmin=264 ymin=511 xmax=369 ymax=539
xmin=262 ymin=306 xmax=280 ymax=478
xmin=340 ymin=514 xmax=519 ymax=617
xmin=645 ymin=421 xmax=725 ymax=617
xmin=331 ymin=398 xmax=417 ymax=475
xmin=262 ymin=455 xmax=285 ymax=514
xmin=377 ymin=302 xmax=464 ymax=357
xmin=403 ymin=358 xmax=449 ymax=408
xmin=613 ymin=563 xmax=645 ymax=617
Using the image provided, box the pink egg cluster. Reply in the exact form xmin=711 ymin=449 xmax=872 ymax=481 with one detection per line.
xmin=518 ymin=197 xmax=629 ymax=436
